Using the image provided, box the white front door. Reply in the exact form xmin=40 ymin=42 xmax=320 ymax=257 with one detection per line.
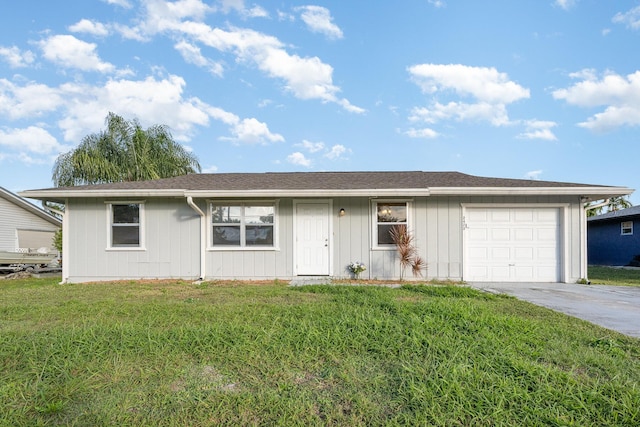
xmin=465 ymin=207 xmax=561 ymax=282
xmin=295 ymin=202 xmax=331 ymax=276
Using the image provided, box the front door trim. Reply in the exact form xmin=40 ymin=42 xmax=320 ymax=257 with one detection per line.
xmin=293 ymin=199 xmax=333 ymax=276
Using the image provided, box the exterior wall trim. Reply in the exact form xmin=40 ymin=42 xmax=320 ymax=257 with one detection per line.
xmin=293 ymin=199 xmax=333 ymax=277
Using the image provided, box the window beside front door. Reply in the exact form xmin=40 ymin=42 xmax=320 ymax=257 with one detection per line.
xmin=107 ymin=202 xmax=144 ymax=249
xmin=211 ymin=203 xmax=276 ymax=248
xmin=373 ymin=201 xmax=410 ymax=248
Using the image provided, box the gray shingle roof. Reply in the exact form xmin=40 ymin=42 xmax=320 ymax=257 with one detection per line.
xmin=32 ymin=171 xmax=612 ymax=192
xmin=588 ymin=205 xmax=640 ymax=222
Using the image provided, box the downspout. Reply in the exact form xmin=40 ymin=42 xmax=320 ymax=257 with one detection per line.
xmin=581 ymin=198 xmax=610 ymax=281
xmin=186 ymin=196 xmax=206 ymax=282
xmin=43 ymin=200 xmax=68 ymax=284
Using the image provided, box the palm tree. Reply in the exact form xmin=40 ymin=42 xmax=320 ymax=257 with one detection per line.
xmin=52 ymin=112 xmax=201 ymax=187
xmin=586 ymin=196 xmax=632 ymax=217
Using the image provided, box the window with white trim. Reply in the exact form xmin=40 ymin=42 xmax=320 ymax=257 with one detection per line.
xmin=373 ymin=201 xmax=409 ymax=247
xmin=621 ymin=221 xmax=633 ymax=235
xmin=211 ymin=203 xmax=275 ymax=248
xmin=108 ymin=202 xmax=144 ymax=249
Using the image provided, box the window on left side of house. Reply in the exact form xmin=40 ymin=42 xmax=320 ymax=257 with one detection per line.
xmin=109 ymin=203 xmax=142 ymax=248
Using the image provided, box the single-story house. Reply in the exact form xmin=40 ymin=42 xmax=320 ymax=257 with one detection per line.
xmin=588 ymin=205 xmax=640 ymax=266
xmin=19 ymin=171 xmax=632 ymax=284
xmin=0 ymin=186 xmax=61 ymax=254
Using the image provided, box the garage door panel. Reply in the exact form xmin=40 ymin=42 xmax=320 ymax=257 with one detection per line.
xmin=468 ymin=247 xmax=488 ymax=260
xmin=490 ymin=210 xmax=511 ymax=222
xmin=468 ymin=228 xmax=488 ymax=241
xmin=537 ymin=228 xmax=557 ymax=241
xmin=514 ymin=266 xmax=534 ymax=279
xmin=537 ymin=210 xmax=558 ymax=222
xmin=465 ymin=207 xmax=560 ymax=282
xmin=490 ymin=266 xmax=511 ymax=279
xmin=492 ymin=247 xmax=510 ymax=260
xmin=514 ymin=247 xmax=534 ymax=260
xmin=514 ymin=210 xmax=534 ymax=222
xmin=491 ymin=228 xmax=510 ymax=240
xmin=514 ymin=228 xmax=534 ymax=241
xmin=468 ymin=210 xmax=488 ymax=221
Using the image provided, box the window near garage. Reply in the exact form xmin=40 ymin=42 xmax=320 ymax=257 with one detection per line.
xmin=374 ymin=201 xmax=409 ymax=247
xmin=108 ymin=202 xmax=144 ymax=249
xmin=621 ymin=221 xmax=633 ymax=235
xmin=211 ymin=203 xmax=275 ymax=248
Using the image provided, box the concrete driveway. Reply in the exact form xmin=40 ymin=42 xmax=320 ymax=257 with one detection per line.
xmin=469 ymin=282 xmax=640 ymax=339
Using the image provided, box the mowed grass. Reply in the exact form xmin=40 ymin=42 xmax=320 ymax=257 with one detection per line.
xmin=1 ymin=279 xmax=639 ymax=426
xmin=589 ymin=265 xmax=640 ymax=287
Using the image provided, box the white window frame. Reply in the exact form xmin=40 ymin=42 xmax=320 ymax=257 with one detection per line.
xmin=106 ymin=201 xmax=145 ymax=251
xmin=621 ymin=221 xmax=633 ymax=235
xmin=371 ymin=200 xmax=412 ymax=250
xmin=208 ymin=200 xmax=279 ymax=251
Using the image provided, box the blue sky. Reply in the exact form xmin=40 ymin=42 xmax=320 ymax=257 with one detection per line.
xmin=1 ymin=0 xmax=639 ymax=203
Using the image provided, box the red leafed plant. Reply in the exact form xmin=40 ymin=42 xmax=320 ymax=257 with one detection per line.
xmin=389 ymin=225 xmax=426 ymax=281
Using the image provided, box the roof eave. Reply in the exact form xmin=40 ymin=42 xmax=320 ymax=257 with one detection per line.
xmin=19 ymin=189 xmax=187 ymax=201
xmin=184 ymin=189 xmax=432 ymax=198
xmin=429 ymin=186 xmax=634 ymax=198
xmin=19 ymin=186 xmax=633 ymax=200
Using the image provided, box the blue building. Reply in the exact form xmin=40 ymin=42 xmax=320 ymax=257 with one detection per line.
xmin=588 ymin=206 xmax=640 ymax=266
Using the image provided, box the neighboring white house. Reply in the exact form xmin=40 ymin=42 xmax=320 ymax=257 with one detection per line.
xmin=20 ymin=171 xmax=632 ymax=284
xmin=0 ymin=186 xmax=61 ymax=253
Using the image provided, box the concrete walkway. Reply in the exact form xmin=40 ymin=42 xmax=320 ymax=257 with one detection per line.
xmin=469 ymin=282 xmax=640 ymax=339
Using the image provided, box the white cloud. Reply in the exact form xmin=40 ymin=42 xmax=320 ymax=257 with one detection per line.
xmin=174 ymin=40 xmax=224 ymax=76
xmin=613 ymin=6 xmax=640 ymax=30
xmin=244 ymin=5 xmax=268 ymax=18
xmin=68 ymin=19 xmax=110 ymax=36
xmin=231 ymin=118 xmax=284 ymax=144
xmin=198 ymin=101 xmax=284 ymax=144
xmin=216 ymin=0 xmax=268 ymax=18
xmin=57 ymin=74 xmax=211 ymax=142
xmin=408 ymin=64 xmax=530 ymax=104
xmin=405 ymin=127 xmax=439 ymax=139
xmin=517 ymin=120 xmax=558 ymax=141
xmin=112 ymin=23 xmax=148 ymax=42
xmin=0 ymin=79 xmax=65 ymax=120
xmin=102 ymin=0 xmax=132 ymax=8
xmin=428 ymin=0 xmax=445 ymax=7
xmin=277 ymin=10 xmax=295 ymax=21
xmin=324 ymin=144 xmax=349 ymax=160
xmin=552 ymin=69 xmax=640 ymax=132
xmin=0 ymin=126 xmax=65 ymax=154
xmin=202 ymin=165 xmax=218 ymax=173
xmin=407 ymin=64 xmax=529 ymax=129
xmin=298 ymin=139 xmax=325 ymax=152
xmin=287 ymin=151 xmax=311 ymax=167
xmin=0 ymin=46 xmax=35 ymax=68
xmin=296 ymin=6 xmax=344 ymax=40
xmin=554 ymin=0 xmax=576 ymax=11
xmin=525 ymin=170 xmax=543 ymax=180
xmin=132 ymin=4 xmax=362 ymax=113
xmin=410 ymin=102 xmax=510 ymax=126
xmin=38 ymin=35 xmax=115 ymax=73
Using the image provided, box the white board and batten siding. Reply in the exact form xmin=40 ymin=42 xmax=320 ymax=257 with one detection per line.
xmin=66 ymin=198 xmax=201 ymax=282
xmin=463 ymin=205 xmax=567 ymax=282
xmin=0 ymin=195 xmax=59 ymax=252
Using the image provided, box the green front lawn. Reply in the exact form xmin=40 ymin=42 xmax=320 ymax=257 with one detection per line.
xmin=589 ymin=265 xmax=640 ymax=286
xmin=1 ymin=278 xmax=639 ymax=426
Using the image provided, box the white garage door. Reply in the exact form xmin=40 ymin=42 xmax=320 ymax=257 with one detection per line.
xmin=465 ymin=207 xmax=561 ymax=282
